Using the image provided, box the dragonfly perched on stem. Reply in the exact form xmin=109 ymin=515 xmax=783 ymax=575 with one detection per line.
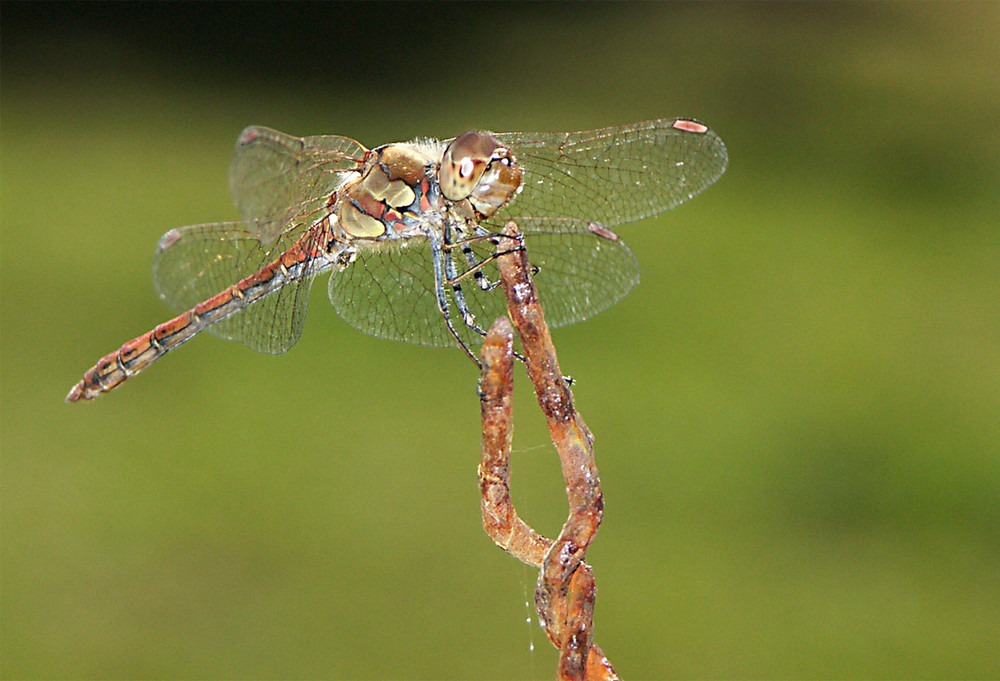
xmin=66 ymin=118 xmax=727 ymax=402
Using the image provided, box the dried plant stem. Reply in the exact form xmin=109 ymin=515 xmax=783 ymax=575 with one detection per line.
xmin=478 ymin=222 xmax=618 ymax=681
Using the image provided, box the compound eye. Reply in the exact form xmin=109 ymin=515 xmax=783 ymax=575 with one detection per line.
xmin=468 ymin=147 xmax=523 ymax=217
xmin=440 ymin=131 xmax=499 ymax=200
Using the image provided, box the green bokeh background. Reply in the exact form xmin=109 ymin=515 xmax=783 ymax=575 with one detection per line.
xmin=2 ymin=3 xmax=998 ymax=678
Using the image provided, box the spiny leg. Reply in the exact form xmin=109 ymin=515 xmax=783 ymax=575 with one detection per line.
xmin=430 ymin=231 xmax=482 ymax=366
xmin=447 ymin=227 xmax=524 ymax=292
xmin=462 ymin=226 xmax=507 ymax=292
xmin=444 ymin=241 xmax=491 ymax=339
xmin=442 ymin=224 xmax=505 ymax=342
xmin=444 ymin=229 xmax=529 ymax=362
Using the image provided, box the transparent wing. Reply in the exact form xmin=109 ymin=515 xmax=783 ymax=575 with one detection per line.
xmin=326 ymin=222 xmax=638 ymax=350
xmin=327 ymin=237 xmax=456 ymax=347
xmin=152 ymin=222 xmax=317 ymax=354
xmin=494 ymin=118 xmax=728 ymax=227
xmin=518 ymin=219 xmax=640 ymax=327
xmin=229 ymin=126 xmax=369 ymax=245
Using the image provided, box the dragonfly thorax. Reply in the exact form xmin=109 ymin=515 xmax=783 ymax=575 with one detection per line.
xmin=338 ymin=144 xmax=438 ymax=239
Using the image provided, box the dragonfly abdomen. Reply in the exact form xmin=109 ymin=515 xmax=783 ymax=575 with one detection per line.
xmin=66 ymin=240 xmax=321 ymax=402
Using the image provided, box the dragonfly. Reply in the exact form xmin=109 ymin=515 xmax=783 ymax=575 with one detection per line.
xmin=66 ymin=118 xmax=727 ymax=402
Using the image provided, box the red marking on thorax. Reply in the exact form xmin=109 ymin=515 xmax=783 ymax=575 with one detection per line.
xmin=418 ymin=177 xmax=432 ymax=213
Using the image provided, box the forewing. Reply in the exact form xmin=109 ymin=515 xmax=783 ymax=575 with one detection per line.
xmin=494 ymin=118 xmax=727 ymax=227
xmin=152 ymin=222 xmax=314 ymax=354
xmin=229 ymin=126 xmax=369 ymax=245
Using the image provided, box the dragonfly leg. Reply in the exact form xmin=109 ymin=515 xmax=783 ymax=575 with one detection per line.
xmin=445 ymin=229 xmax=524 ymax=291
xmin=444 ymin=245 xmax=491 ymax=337
xmin=465 ymin=243 xmax=494 ymax=291
xmin=444 ymin=229 xmax=531 ymax=364
xmin=462 ymin=227 xmax=505 ymax=291
xmin=430 ymin=231 xmax=482 ymax=367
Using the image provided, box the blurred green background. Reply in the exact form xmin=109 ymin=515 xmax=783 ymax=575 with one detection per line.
xmin=2 ymin=3 xmax=998 ymax=678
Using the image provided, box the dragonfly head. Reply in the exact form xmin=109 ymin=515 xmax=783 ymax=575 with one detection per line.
xmin=440 ymin=131 xmax=522 ymax=217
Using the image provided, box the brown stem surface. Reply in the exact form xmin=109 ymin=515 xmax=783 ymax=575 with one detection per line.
xmin=477 ymin=221 xmax=618 ymax=681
